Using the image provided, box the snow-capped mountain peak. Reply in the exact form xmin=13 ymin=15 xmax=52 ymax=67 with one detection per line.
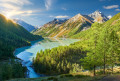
xmin=88 ymin=10 xmax=109 ymax=23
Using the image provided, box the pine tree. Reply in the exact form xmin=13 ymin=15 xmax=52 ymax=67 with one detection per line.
xmin=81 ymin=30 xmax=100 ymax=76
xmin=97 ymin=27 xmax=110 ymax=74
xmin=107 ymin=30 xmax=120 ymax=74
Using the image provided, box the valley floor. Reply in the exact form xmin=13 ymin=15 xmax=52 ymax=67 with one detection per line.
xmin=99 ymin=75 xmax=120 ymax=81
xmin=6 ymin=74 xmax=120 ymax=81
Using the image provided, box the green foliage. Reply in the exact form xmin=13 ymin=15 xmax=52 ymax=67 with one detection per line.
xmin=60 ymin=74 xmax=74 ymax=78
xmin=74 ymin=75 xmax=90 ymax=78
xmin=71 ymin=22 xmax=103 ymax=39
xmin=47 ymin=77 xmax=58 ymax=81
xmin=0 ymin=59 xmax=27 ymax=81
xmin=80 ymin=21 xmax=120 ymax=75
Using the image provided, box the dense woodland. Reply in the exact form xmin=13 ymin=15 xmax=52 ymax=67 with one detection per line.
xmin=33 ymin=13 xmax=120 ymax=76
xmin=33 ymin=46 xmax=86 ymax=75
xmin=0 ymin=60 xmax=27 ymax=81
xmin=0 ymin=14 xmax=43 ymax=80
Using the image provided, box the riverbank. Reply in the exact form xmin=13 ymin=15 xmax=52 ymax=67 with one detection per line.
xmin=13 ymin=39 xmax=44 ymax=78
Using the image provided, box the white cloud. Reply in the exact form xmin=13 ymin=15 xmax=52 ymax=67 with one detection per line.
xmin=107 ymin=15 xmax=112 ymax=19
xmin=0 ymin=0 xmax=39 ymax=18
xmin=0 ymin=3 xmax=20 ymax=10
xmin=103 ymin=5 xmax=119 ymax=9
xmin=115 ymin=9 xmax=120 ymax=11
xmin=50 ymin=15 xmax=69 ymax=19
xmin=0 ymin=0 xmax=32 ymax=6
xmin=55 ymin=15 xmax=69 ymax=18
xmin=45 ymin=0 xmax=52 ymax=10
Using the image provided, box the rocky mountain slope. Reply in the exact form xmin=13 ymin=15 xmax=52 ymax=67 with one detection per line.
xmin=13 ymin=19 xmax=36 ymax=32
xmin=33 ymin=14 xmax=92 ymax=37
xmin=43 ymin=19 xmax=68 ymax=27
xmin=88 ymin=10 xmax=109 ymax=23
xmin=71 ymin=12 xmax=120 ymax=39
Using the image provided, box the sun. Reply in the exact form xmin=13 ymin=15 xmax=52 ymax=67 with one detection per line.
xmin=5 ymin=14 xmax=11 ymax=19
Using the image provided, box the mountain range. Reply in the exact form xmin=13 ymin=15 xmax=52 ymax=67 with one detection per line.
xmin=33 ymin=10 xmax=109 ymax=37
xmin=13 ymin=19 xmax=36 ymax=32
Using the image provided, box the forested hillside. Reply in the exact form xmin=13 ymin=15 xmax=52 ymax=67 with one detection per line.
xmin=0 ymin=14 xmax=43 ymax=81
xmin=33 ymin=13 xmax=120 ymax=76
xmin=0 ymin=14 xmax=42 ymax=60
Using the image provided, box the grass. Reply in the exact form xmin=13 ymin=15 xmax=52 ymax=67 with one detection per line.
xmin=58 ymin=76 xmax=104 ymax=81
xmin=7 ymin=74 xmax=104 ymax=81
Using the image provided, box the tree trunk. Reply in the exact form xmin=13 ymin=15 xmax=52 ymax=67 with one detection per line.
xmin=112 ymin=64 xmax=113 ymax=74
xmin=94 ymin=65 xmax=96 ymax=76
xmin=111 ymin=52 xmax=114 ymax=74
xmin=103 ymin=55 xmax=106 ymax=74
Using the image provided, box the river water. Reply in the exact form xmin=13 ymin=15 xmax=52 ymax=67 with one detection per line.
xmin=14 ymin=38 xmax=80 ymax=78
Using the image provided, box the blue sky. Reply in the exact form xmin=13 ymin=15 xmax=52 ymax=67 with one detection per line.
xmin=0 ymin=0 xmax=120 ymax=26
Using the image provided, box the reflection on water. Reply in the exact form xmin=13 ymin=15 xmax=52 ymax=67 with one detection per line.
xmin=15 ymin=38 xmax=80 ymax=78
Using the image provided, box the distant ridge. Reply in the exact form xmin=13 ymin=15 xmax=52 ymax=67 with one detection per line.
xmin=42 ymin=18 xmax=68 ymax=28
xmin=13 ymin=19 xmax=36 ymax=32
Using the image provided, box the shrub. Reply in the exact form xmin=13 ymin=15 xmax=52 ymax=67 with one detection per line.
xmin=60 ymin=74 xmax=73 ymax=78
xmin=47 ymin=77 xmax=58 ymax=81
xmin=74 ymin=75 xmax=89 ymax=78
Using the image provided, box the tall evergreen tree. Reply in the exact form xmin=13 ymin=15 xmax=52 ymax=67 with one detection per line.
xmin=107 ymin=30 xmax=120 ymax=74
xmin=81 ymin=30 xmax=100 ymax=76
xmin=97 ymin=27 xmax=110 ymax=74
